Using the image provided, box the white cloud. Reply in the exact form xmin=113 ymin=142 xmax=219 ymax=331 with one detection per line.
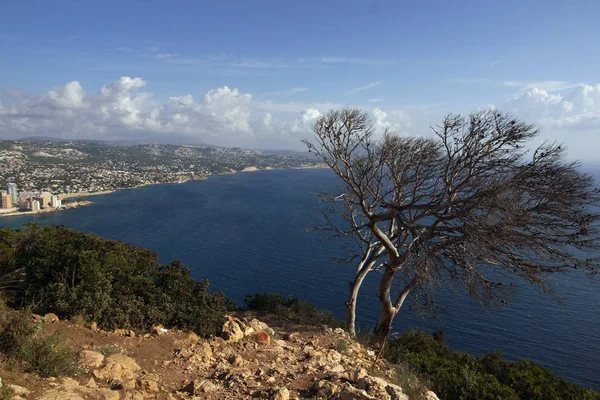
xmin=264 ymin=87 xmax=308 ymax=96
xmin=0 ymin=77 xmax=336 ymax=149
xmin=263 ymin=113 xmax=272 ymax=128
xmin=347 ymin=81 xmax=382 ymax=94
xmin=503 ymin=80 xmax=578 ymax=92
xmin=368 ymin=98 xmax=384 ymax=103
xmin=502 ymin=84 xmax=600 ymax=160
xmin=372 ymin=108 xmax=412 ymax=134
xmin=291 ymin=108 xmax=321 ymax=133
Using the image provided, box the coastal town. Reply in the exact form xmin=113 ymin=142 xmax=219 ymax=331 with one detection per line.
xmin=0 ymin=182 xmax=74 ymax=216
xmin=0 ymin=139 xmax=322 ymax=215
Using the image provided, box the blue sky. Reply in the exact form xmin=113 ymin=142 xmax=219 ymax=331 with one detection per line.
xmin=1 ymin=0 xmax=599 ymax=159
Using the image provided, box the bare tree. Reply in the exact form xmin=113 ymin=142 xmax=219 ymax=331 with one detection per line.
xmin=305 ymin=108 xmax=600 ymax=337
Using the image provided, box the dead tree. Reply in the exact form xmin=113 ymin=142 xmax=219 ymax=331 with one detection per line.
xmin=305 ymin=108 xmax=600 ymax=337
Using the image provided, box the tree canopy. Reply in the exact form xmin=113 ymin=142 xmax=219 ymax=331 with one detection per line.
xmin=306 ymin=108 xmax=600 ymax=336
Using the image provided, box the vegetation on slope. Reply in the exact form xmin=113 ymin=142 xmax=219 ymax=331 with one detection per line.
xmin=385 ymin=330 xmax=600 ymax=400
xmin=244 ymin=292 xmax=344 ymax=328
xmin=0 ymin=300 xmax=78 ymax=378
xmin=0 ymin=225 xmax=598 ymax=398
xmin=0 ymin=224 xmax=231 ymax=337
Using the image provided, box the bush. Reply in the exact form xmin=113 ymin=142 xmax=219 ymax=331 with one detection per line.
xmin=0 ymin=386 xmax=12 ymax=400
xmin=18 ymin=331 xmax=79 ymax=377
xmin=244 ymin=293 xmax=344 ymax=328
xmin=0 ymin=224 xmax=229 ymax=337
xmin=385 ymin=330 xmax=600 ymax=400
xmin=0 ymin=300 xmax=78 ymax=377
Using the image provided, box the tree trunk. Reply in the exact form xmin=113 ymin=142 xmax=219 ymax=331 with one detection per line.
xmin=345 ymin=266 xmax=369 ymax=336
xmin=373 ymin=270 xmax=418 ymax=338
xmin=374 ymin=267 xmax=396 ymax=337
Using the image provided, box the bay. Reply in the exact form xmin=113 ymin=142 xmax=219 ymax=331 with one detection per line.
xmin=1 ymin=168 xmax=598 ymax=389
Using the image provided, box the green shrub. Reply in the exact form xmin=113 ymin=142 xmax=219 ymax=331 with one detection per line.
xmin=0 ymin=224 xmax=229 ymax=337
xmin=95 ymin=345 xmax=122 ymax=356
xmin=0 ymin=300 xmax=78 ymax=377
xmin=244 ymin=293 xmax=344 ymax=328
xmin=0 ymin=385 xmax=12 ymax=400
xmin=18 ymin=331 xmax=79 ymax=377
xmin=385 ymin=330 xmax=600 ymax=400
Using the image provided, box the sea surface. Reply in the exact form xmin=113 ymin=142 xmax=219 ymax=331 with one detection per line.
xmin=1 ymin=169 xmax=599 ymax=389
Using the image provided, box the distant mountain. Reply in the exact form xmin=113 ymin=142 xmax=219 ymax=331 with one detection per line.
xmin=16 ymin=135 xmax=210 ymax=147
xmin=17 ymin=136 xmax=74 ymax=143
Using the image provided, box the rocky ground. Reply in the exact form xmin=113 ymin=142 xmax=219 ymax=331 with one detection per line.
xmin=0 ymin=313 xmax=439 ymax=400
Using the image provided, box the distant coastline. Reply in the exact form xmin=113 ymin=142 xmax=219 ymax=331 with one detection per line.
xmin=1 ymin=166 xmax=328 ymax=217
xmin=0 ymin=200 xmax=93 ymax=217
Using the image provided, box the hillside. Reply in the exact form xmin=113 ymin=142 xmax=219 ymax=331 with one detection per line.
xmin=1 ymin=312 xmax=436 ymax=400
xmin=0 ymin=140 xmax=321 ymax=194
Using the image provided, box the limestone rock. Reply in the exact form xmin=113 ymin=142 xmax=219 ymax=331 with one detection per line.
xmin=8 ymin=384 xmax=30 ymax=396
xmin=331 ymin=382 xmax=377 ymax=400
xmin=181 ymin=379 xmax=219 ymax=394
xmin=152 ymin=324 xmax=167 ymax=335
xmin=270 ymin=387 xmax=290 ymax=400
xmin=386 ymin=384 xmax=409 ymax=400
xmin=38 ymin=377 xmax=119 ymax=400
xmin=44 ymin=313 xmax=59 ymax=323
xmin=79 ymin=350 xmax=105 ymax=368
xmin=114 ymin=328 xmax=136 ymax=337
xmin=137 ymin=374 xmax=160 ymax=392
xmin=196 ymin=342 xmax=213 ymax=362
xmin=334 ymin=368 xmax=368 ymax=383
xmin=229 ymin=354 xmax=248 ymax=367
xmin=221 ymin=320 xmax=244 ymax=342
xmin=312 ymin=380 xmax=340 ymax=398
xmin=425 ymin=390 xmax=440 ymax=400
xmin=249 ymin=318 xmax=274 ymax=336
xmin=359 ymin=375 xmax=393 ymax=398
xmin=93 ymin=353 xmax=141 ymax=382
xmin=86 ymin=377 xmax=98 ymax=388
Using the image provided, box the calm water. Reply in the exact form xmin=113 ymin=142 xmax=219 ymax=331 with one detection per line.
xmin=1 ymin=169 xmax=599 ymax=389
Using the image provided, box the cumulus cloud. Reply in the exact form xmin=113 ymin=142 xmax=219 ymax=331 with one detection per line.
xmin=263 ymin=113 xmax=272 ymax=128
xmin=503 ymin=80 xmax=578 ymax=92
xmin=503 ymin=85 xmax=600 ymax=128
xmin=0 ymin=76 xmax=430 ymax=151
xmin=372 ymin=108 xmax=412 ymax=135
xmin=291 ymin=108 xmax=321 ymax=133
xmin=0 ymin=77 xmax=337 ymax=149
xmin=502 ymin=84 xmax=600 ymax=161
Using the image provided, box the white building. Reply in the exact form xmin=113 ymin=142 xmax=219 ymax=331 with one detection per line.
xmin=50 ymin=195 xmax=62 ymax=208
xmin=7 ymin=183 xmax=18 ymax=204
xmin=31 ymin=199 xmax=41 ymax=212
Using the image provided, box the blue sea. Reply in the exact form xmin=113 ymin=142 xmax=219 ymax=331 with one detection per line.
xmin=1 ymin=169 xmax=598 ymax=389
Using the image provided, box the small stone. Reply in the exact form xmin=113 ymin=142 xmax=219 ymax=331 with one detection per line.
xmin=221 ymin=320 xmax=244 ymax=342
xmin=229 ymin=354 xmax=248 ymax=367
xmin=181 ymin=379 xmax=218 ymax=394
xmin=152 ymin=324 xmax=166 ymax=335
xmin=256 ymin=330 xmax=271 ymax=345
xmin=86 ymin=377 xmax=98 ymax=388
